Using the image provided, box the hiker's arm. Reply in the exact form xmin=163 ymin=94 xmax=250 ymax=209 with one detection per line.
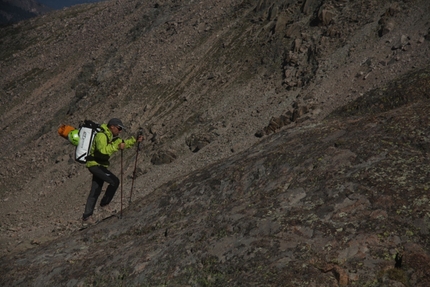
xmin=112 ymin=137 xmax=136 ymax=150
xmin=96 ymin=134 xmax=121 ymax=155
xmin=124 ymin=137 xmax=137 ymax=149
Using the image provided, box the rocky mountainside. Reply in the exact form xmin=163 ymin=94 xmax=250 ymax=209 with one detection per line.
xmin=1 ymin=0 xmax=430 ymax=286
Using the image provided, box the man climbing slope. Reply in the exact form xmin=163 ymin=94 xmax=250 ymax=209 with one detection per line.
xmin=82 ymin=118 xmax=143 ymax=225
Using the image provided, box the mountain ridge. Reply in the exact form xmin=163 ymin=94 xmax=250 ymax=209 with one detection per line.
xmin=0 ymin=0 xmax=51 ymax=25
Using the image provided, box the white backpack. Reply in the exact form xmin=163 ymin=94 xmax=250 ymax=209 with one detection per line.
xmin=75 ymin=120 xmax=102 ymax=164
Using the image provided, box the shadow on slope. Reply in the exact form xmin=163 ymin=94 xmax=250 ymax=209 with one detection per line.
xmin=330 ymin=67 xmax=430 ymax=118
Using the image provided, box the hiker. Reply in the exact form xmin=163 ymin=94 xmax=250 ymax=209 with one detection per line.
xmin=82 ymin=118 xmax=143 ymax=224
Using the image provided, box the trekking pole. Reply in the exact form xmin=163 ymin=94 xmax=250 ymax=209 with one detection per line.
xmin=129 ymin=128 xmax=143 ymax=206
xmin=120 ymin=140 xmax=124 ymax=218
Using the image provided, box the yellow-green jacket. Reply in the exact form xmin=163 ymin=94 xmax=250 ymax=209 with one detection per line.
xmin=86 ymin=124 xmax=136 ymax=168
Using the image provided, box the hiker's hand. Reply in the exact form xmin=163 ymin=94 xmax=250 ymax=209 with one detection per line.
xmin=137 ymin=135 xmax=144 ymax=142
xmin=118 ymin=142 xmax=125 ymax=150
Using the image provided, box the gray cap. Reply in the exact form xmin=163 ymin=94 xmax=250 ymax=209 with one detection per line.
xmin=107 ymin=118 xmax=126 ymax=131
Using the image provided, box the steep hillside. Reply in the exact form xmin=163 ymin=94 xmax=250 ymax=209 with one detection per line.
xmin=1 ymin=0 xmax=430 ymax=285
xmin=3 ymin=68 xmax=430 ymax=286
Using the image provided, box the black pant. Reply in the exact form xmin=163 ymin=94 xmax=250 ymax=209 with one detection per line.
xmin=83 ymin=165 xmax=119 ymax=219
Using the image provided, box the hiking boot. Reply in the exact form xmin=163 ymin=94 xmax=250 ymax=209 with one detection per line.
xmin=100 ymin=204 xmax=116 ymax=217
xmin=82 ymin=216 xmax=97 ymax=227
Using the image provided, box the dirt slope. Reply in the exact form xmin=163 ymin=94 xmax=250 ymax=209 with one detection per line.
xmin=1 ymin=0 xmax=430 ymax=286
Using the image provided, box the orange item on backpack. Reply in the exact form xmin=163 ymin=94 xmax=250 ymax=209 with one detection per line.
xmin=58 ymin=124 xmax=75 ymax=139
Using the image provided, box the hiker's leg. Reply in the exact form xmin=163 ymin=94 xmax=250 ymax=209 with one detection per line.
xmin=100 ymin=168 xmax=119 ymax=206
xmin=83 ymin=167 xmax=105 ymax=219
